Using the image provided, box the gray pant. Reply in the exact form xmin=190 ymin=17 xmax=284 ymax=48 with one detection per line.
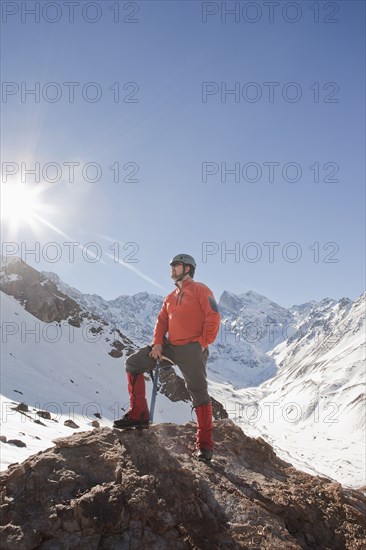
xmin=125 ymin=341 xmax=210 ymax=407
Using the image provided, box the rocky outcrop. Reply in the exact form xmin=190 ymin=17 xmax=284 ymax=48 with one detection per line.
xmin=0 ymin=420 xmax=364 ymax=549
xmin=159 ymin=366 xmax=228 ymax=420
xmin=107 ymin=329 xmax=136 ymax=359
xmin=0 ymin=257 xmax=81 ymax=325
xmin=0 ymin=257 xmax=137 ymax=358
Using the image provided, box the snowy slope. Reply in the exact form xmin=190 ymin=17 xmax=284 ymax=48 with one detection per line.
xmin=0 ymin=292 xmax=193 ymax=470
xmin=219 ymin=290 xmax=296 ymax=353
xmin=206 ymin=290 xmax=298 ymax=388
xmin=42 ymin=271 xmax=162 ymax=346
xmin=209 ymin=293 xmax=366 ymax=488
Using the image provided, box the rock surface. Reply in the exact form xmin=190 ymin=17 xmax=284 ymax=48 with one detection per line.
xmin=0 ymin=257 xmax=81 ymax=325
xmin=158 ymin=367 xmax=228 ymax=420
xmin=0 ymin=420 xmax=365 ymax=549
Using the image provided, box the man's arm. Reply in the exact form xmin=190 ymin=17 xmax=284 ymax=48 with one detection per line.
xmin=149 ymin=301 xmax=169 ymax=360
xmin=152 ymin=300 xmax=168 ymax=346
xmin=196 ymin=284 xmax=221 ymax=349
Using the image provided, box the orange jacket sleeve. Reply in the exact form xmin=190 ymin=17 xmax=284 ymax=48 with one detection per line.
xmin=152 ymin=298 xmax=169 ymax=345
xmin=196 ymin=284 xmax=221 ymax=348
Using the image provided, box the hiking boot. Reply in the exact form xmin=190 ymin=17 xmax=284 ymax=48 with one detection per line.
xmin=197 ymin=449 xmax=213 ymax=462
xmin=113 ymin=413 xmax=149 ymax=429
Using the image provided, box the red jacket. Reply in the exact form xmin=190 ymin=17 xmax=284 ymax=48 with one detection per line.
xmin=152 ymin=278 xmax=221 ymax=348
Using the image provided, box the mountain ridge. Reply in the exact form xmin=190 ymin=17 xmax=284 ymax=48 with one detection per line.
xmin=1 ymin=257 xmax=364 ymax=488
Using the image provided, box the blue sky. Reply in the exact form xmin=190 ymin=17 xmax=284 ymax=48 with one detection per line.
xmin=1 ymin=0 xmax=365 ymax=308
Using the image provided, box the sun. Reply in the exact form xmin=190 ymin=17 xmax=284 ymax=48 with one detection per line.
xmin=1 ymin=182 xmax=49 ymax=235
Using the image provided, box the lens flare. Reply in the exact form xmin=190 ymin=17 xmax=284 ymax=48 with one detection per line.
xmin=0 ymin=182 xmax=54 ymax=238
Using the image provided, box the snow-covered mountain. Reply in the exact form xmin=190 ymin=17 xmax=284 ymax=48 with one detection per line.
xmin=219 ymin=289 xmax=296 ymax=353
xmin=42 ymin=270 xmax=163 ymax=346
xmin=1 ymin=257 xmax=365 ymax=488
xmin=215 ymin=292 xmax=366 ymax=487
xmin=208 ymin=290 xmax=298 ymax=388
xmin=43 ymin=273 xmax=300 ymax=389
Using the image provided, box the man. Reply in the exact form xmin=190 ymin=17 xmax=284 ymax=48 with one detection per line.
xmin=113 ymin=254 xmax=221 ymax=462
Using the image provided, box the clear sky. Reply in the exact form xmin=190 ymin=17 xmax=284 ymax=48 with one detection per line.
xmin=1 ymin=0 xmax=365 ymax=308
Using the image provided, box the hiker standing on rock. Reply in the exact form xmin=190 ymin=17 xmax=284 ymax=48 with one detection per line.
xmin=114 ymin=254 xmax=221 ymax=462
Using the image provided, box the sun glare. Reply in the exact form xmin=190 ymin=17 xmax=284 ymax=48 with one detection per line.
xmin=1 ymin=183 xmax=50 ymax=235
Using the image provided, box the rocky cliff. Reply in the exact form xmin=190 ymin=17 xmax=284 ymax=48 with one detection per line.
xmin=0 ymin=420 xmax=365 ymax=549
xmin=1 ymin=257 xmax=82 ymax=325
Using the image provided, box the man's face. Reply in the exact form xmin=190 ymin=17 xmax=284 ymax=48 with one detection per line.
xmin=170 ymin=261 xmax=185 ymax=281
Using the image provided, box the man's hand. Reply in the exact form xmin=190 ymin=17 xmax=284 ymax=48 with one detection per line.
xmin=149 ymin=344 xmax=163 ymax=360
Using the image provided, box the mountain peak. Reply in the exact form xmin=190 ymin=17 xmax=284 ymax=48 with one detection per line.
xmin=245 ymin=289 xmax=264 ymax=298
xmin=218 ymin=289 xmax=288 ymax=317
xmin=1 ymin=422 xmax=365 ymax=548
